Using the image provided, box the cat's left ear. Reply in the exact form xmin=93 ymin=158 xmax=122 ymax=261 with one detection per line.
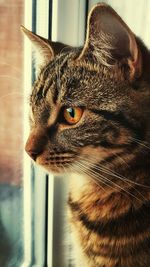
xmin=77 ymin=3 xmax=142 ymax=81
xmin=21 ymin=26 xmax=71 ymax=63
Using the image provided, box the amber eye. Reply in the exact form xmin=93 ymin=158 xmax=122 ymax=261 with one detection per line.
xmin=63 ymin=107 xmax=83 ymax=125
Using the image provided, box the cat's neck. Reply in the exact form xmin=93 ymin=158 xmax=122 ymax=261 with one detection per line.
xmin=69 ymin=169 xmax=150 ymax=221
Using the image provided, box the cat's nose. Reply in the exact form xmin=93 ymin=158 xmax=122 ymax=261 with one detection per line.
xmin=25 ymin=147 xmax=42 ymax=161
xmin=25 ymin=129 xmax=47 ymax=161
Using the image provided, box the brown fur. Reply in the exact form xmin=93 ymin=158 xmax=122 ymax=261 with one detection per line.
xmin=23 ymin=3 xmax=150 ymax=267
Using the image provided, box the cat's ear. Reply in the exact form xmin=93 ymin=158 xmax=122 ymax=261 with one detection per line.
xmin=21 ymin=26 xmax=71 ymax=63
xmin=77 ymin=3 xmax=142 ymax=80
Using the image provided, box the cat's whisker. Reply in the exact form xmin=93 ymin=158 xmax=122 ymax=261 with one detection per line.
xmin=77 ymin=154 xmax=125 ymax=178
xmin=70 ymin=162 xmax=103 ymax=188
xmin=111 ymin=151 xmax=129 ymax=167
xmin=71 ymin=162 xmax=110 ymax=193
xmin=79 ymin=155 xmax=150 ymax=201
xmin=77 ymin=158 xmax=147 ymax=202
xmin=64 ymin=162 xmax=74 ymax=175
xmin=130 ymin=137 xmax=150 ymax=150
xmin=77 ymin=160 xmax=126 ymax=192
xmin=88 ymin=170 xmax=144 ymax=203
xmin=76 ymin=161 xmax=139 ymax=202
xmin=77 ymin=154 xmax=150 ymax=189
xmin=61 ymin=164 xmax=68 ymax=175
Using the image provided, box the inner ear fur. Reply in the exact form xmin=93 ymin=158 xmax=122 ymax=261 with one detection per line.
xmin=21 ymin=26 xmax=72 ymax=63
xmin=77 ymin=3 xmax=142 ymax=80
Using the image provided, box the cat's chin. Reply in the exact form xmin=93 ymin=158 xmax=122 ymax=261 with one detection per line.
xmin=35 ymin=159 xmax=67 ymax=175
xmin=44 ymin=165 xmax=65 ymax=175
xmin=35 ymin=154 xmax=74 ymax=175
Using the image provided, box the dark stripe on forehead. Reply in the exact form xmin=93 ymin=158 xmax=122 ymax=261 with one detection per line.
xmin=40 ymin=51 xmax=101 ymax=106
xmin=91 ymin=109 xmax=143 ymax=139
xmin=39 ymin=52 xmax=74 ymax=103
xmin=54 ymin=54 xmax=69 ymax=103
xmin=32 ymin=62 xmax=56 ymax=104
xmin=68 ymin=197 xmax=150 ymax=238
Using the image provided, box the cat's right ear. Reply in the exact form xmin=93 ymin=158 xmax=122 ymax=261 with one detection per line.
xmin=21 ymin=26 xmax=71 ymax=63
xmin=77 ymin=3 xmax=142 ymax=81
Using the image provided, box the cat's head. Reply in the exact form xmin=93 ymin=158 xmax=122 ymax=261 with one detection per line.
xmin=22 ymin=3 xmax=150 ymax=175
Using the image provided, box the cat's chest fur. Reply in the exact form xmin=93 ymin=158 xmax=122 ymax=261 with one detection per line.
xmin=68 ymin=173 xmax=150 ymax=267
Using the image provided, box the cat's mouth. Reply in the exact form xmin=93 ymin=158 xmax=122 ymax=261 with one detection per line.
xmin=36 ymin=152 xmax=76 ymax=173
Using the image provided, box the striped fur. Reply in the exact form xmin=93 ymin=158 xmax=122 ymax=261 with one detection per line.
xmin=24 ymin=3 xmax=150 ymax=267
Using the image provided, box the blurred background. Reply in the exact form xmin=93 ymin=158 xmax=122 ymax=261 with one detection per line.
xmin=0 ymin=0 xmax=23 ymax=266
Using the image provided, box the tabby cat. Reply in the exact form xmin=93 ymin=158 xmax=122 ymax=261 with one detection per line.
xmin=22 ymin=3 xmax=150 ymax=267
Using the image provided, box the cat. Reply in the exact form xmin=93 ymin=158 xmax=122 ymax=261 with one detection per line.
xmin=22 ymin=3 xmax=150 ymax=267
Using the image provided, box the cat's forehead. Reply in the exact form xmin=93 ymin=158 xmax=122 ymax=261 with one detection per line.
xmin=32 ymin=50 xmax=126 ymax=110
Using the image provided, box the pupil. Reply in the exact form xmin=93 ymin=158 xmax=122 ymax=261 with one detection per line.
xmin=68 ymin=108 xmax=75 ymax=118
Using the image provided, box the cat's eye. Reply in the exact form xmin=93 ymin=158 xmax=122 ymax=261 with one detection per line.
xmin=63 ymin=107 xmax=83 ymax=124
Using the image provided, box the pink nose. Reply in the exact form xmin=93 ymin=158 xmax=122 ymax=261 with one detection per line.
xmin=25 ymin=129 xmax=47 ymax=161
